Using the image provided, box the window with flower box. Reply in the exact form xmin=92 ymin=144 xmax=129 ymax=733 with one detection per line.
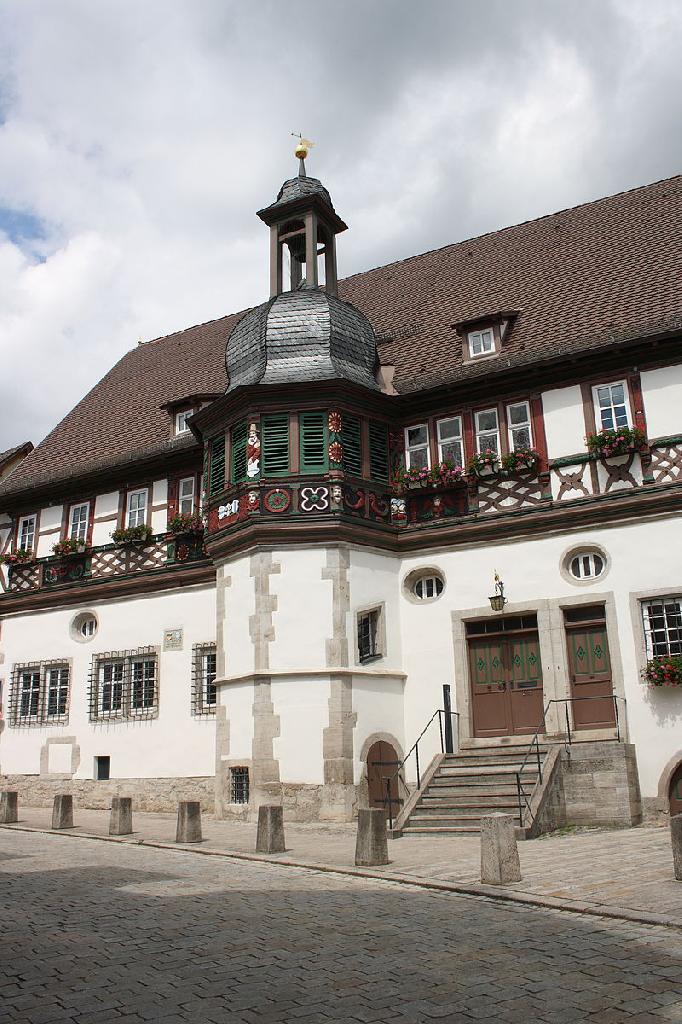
xmin=69 ymin=502 xmax=90 ymax=542
xmin=17 ymin=514 xmax=36 ymax=554
xmin=475 ymin=408 xmax=500 ymax=455
xmin=178 ymin=477 xmax=196 ymax=515
xmin=437 ymin=417 xmax=464 ymax=467
xmin=506 ymin=401 xmax=532 ymax=451
xmin=404 ymin=424 xmax=430 ymax=470
xmin=642 ymin=598 xmax=682 ymax=658
xmin=9 ymin=661 xmax=70 ymax=726
xmin=89 ymin=648 xmax=159 ymax=721
xmin=593 ymin=381 xmax=631 ymax=432
xmin=126 ymin=489 xmax=148 ymax=529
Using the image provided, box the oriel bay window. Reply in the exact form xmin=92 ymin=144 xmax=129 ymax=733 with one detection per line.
xmin=10 ymin=661 xmax=70 ymax=726
xmin=90 ymin=648 xmax=159 ymax=721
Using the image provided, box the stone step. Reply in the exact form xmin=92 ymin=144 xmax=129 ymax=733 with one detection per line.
xmin=420 ymin=798 xmax=520 ymax=810
xmin=401 ymin=825 xmax=482 ymax=835
xmin=444 ymin=747 xmax=549 ymax=761
xmin=426 ymin=782 xmax=522 ymax=794
xmin=434 ymin=767 xmax=540 ymax=781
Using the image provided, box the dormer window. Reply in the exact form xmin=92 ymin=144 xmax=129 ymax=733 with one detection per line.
xmin=468 ymin=328 xmax=495 ymax=358
xmin=175 ymin=409 xmax=193 ymax=435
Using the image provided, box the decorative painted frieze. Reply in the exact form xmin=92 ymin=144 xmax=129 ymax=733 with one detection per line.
xmin=246 ymin=422 xmax=261 ymax=479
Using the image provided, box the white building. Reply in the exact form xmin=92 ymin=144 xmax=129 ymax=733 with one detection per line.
xmin=1 ymin=161 xmax=681 ymax=833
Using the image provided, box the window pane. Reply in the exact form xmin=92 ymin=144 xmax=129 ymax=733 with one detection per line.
xmin=610 ymin=384 xmax=625 ymax=405
xmin=440 ymin=440 xmax=463 ymax=466
xmin=478 ymin=434 xmax=499 ymax=455
xmin=511 ymin=426 xmax=531 ymax=449
xmin=476 ymin=410 xmax=498 ymax=431
xmin=438 ymin=417 xmax=461 ymax=441
xmin=407 ymin=425 xmax=428 ymax=448
xmin=408 ymin=447 xmax=429 ymax=470
xmin=508 ymin=402 xmax=529 ymax=426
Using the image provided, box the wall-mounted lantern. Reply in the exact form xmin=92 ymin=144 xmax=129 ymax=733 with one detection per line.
xmin=489 ymin=572 xmax=507 ymax=612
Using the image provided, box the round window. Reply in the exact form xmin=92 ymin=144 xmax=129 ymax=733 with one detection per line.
xmin=71 ymin=611 xmax=98 ymax=643
xmin=403 ymin=568 xmax=446 ymax=603
xmin=569 ymin=552 xmax=605 ymax=580
xmin=414 ymin=575 xmax=444 ymax=600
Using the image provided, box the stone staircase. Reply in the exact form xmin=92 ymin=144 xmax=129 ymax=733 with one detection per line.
xmin=397 ymin=742 xmax=550 ymax=835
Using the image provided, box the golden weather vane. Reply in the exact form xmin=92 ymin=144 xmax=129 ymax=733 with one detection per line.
xmin=290 ymin=132 xmax=314 ymax=160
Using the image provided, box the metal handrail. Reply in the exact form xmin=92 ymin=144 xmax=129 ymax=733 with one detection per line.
xmin=514 ymin=694 xmax=628 ymax=827
xmin=383 ymin=707 xmax=460 ymax=829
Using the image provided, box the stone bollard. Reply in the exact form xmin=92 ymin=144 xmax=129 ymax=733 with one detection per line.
xmin=52 ymin=794 xmax=74 ymax=830
xmin=355 ymin=808 xmax=389 ymax=866
xmin=256 ymin=805 xmax=286 ymax=854
xmin=671 ymin=813 xmax=682 ymax=881
xmin=480 ymin=813 xmax=521 ymax=885
xmin=176 ymin=801 xmax=202 ymax=843
xmin=109 ymin=797 xmax=133 ymax=836
xmin=0 ymin=790 xmax=18 ymax=824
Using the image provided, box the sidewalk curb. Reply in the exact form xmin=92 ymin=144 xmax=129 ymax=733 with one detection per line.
xmin=2 ymin=822 xmax=680 ymax=932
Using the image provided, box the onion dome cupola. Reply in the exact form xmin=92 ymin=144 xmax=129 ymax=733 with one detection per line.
xmin=225 ymin=139 xmax=379 ymax=393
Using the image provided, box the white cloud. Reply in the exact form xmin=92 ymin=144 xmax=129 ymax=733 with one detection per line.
xmin=0 ymin=0 xmax=681 ymax=449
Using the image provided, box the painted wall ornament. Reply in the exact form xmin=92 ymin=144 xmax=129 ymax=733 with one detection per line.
xmin=328 ymin=441 xmax=344 ymax=464
xmin=264 ymin=488 xmax=291 ymax=513
xmin=328 ymin=411 xmax=342 ymax=433
xmin=330 ymin=484 xmax=343 ymax=509
xmin=247 ymin=490 xmax=260 ymax=513
xmin=246 ymin=422 xmax=261 ymax=478
xmin=390 ymin=496 xmax=407 ymax=523
xmin=300 ymin=486 xmax=330 ymax=512
xmin=218 ymin=500 xmax=240 ymax=520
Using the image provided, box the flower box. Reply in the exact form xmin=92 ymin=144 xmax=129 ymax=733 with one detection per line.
xmin=468 ymin=451 xmax=500 ymax=478
xmin=500 ymin=448 xmax=540 ymax=473
xmin=642 ymin=655 xmax=682 ymax=687
xmin=586 ymin=427 xmax=646 ymax=459
xmin=111 ymin=524 xmax=153 ymax=545
xmin=167 ymin=513 xmax=205 ymax=537
xmin=393 ymin=460 xmax=466 ymax=493
xmin=0 ymin=548 xmax=34 ymax=566
xmin=52 ymin=538 xmax=88 ymax=558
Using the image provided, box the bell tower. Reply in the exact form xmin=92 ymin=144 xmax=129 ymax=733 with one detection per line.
xmin=257 ymin=138 xmax=348 ymax=298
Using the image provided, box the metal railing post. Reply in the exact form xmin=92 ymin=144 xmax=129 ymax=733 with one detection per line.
xmin=516 ymin=773 xmax=523 ymax=827
xmin=415 ymin=742 xmax=421 ymax=789
xmin=438 ymin=710 xmax=444 ymax=753
xmin=564 ymin=702 xmax=572 ymax=746
xmin=535 ymin=737 xmax=542 ymax=783
xmin=614 ymin=696 xmax=620 ymax=742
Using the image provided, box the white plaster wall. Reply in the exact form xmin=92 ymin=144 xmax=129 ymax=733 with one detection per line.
xmin=0 ymin=584 xmax=216 ymax=780
xmin=219 ymin=680 xmax=253 ymax=762
xmin=220 ymin=555 xmax=255 ymax=678
xmin=272 ymin=676 xmax=329 ymax=783
xmin=641 ymin=364 xmax=682 ymax=439
xmin=352 ymin=674 xmax=405 ymax=784
xmin=268 ymin=548 xmax=331 ymax=672
xmin=348 ymin=548 xmax=402 ymax=671
xmin=397 ymin=517 xmax=682 ymax=799
xmin=36 ymin=505 xmax=63 ymax=557
xmin=92 ymin=491 xmax=120 ymax=546
xmin=542 ymin=385 xmax=586 ymax=457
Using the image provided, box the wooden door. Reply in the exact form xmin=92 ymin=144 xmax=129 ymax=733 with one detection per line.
xmin=566 ymin=622 xmax=616 ymax=729
xmin=469 ymin=637 xmax=509 ymax=737
xmin=508 ymin=634 xmax=545 ymax=734
xmin=669 ymin=763 xmax=682 ymax=817
xmin=469 ymin=633 xmax=544 ymax=737
xmin=367 ymin=741 xmax=401 ymax=810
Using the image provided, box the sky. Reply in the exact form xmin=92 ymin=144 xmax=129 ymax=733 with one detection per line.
xmin=0 ymin=0 xmax=681 ymax=452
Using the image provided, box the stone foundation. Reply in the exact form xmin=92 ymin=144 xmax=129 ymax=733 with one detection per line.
xmin=0 ymin=774 xmax=215 ymax=813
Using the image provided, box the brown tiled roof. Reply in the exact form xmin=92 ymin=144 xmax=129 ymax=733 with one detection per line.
xmin=3 ymin=174 xmax=681 ymax=500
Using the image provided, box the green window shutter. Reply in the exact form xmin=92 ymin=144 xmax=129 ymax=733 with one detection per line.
xmin=261 ymin=414 xmax=290 ymax=476
xmin=230 ymin=421 xmax=248 ymax=483
xmin=342 ymin=415 xmax=362 ymax=477
xmin=209 ymin=436 xmax=226 ymax=496
xmin=299 ymin=411 xmax=327 ymax=474
xmin=368 ymin=421 xmax=389 ymax=483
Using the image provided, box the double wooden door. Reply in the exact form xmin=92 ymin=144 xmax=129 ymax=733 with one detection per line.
xmin=565 ymin=611 xmax=616 ymax=730
xmin=367 ymin=741 xmax=402 ymax=810
xmin=469 ymin=631 xmax=544 ymax=737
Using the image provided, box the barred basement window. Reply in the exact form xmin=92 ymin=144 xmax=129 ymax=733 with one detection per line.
xmin=261 ymin=414 xmax=290 ymax=475
xmin=368 ymin=421 xmax=389 ymax=482
xmin=89 ymin=648 xmax=159 ymax=722
xmin=9 ymin=661 xmax=70 ymax=727
xmin=342 ymin=415 xmax=363 ymax=477
xmin=299 ymin=411 xmax=327 ymax=473
xmin=230 ymin=766 xmax=250 ymax=804
xmin=210 ymin=435 xmax=226 ymax=495
xmin=192 ymin=643 xmax=217 ymax=715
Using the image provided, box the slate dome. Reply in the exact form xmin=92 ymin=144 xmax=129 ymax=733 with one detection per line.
xmin=225 ymin=288 xmax=379 ymax=393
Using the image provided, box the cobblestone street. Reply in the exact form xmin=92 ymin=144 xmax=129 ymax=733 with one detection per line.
xmin=2 ymin=831 xmax=681 ymax=1024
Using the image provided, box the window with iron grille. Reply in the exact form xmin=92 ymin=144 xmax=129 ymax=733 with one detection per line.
xmin=230 ymin=766 xmax=250 ymax=804
xmin=192 ymin=643 xmax=217 ymax=715
xmin=89 ymin=648 xmax=159 ymax=721
xmin=642 ymin=598 xmax=682 ymax=658
xmin=9 ymin=661 xmax=70 ymax=726
xmin=357 ymin=608 xmax=381 ymax=663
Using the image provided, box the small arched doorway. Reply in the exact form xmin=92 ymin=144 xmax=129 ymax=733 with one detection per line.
xmin=366 ymin=740 xmax=402 ymax=812
xmin=669 ymin=762 xmax=682 ymax=817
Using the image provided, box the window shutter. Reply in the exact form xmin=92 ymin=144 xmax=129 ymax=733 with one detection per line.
xmin=261 ymin=414 xmax=290 ymax=475
xmin=299 ymin=411 xmax=327 ymax=473
xmin=342 ymin=415 xmax=362 ymax=477
xmin=209 ymin=436 xmax=226 ymax=496
xmin=230 ymin=422 xmax=248 ymax=483
xmin=368 ymin=421 xmax=389 ymax=482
